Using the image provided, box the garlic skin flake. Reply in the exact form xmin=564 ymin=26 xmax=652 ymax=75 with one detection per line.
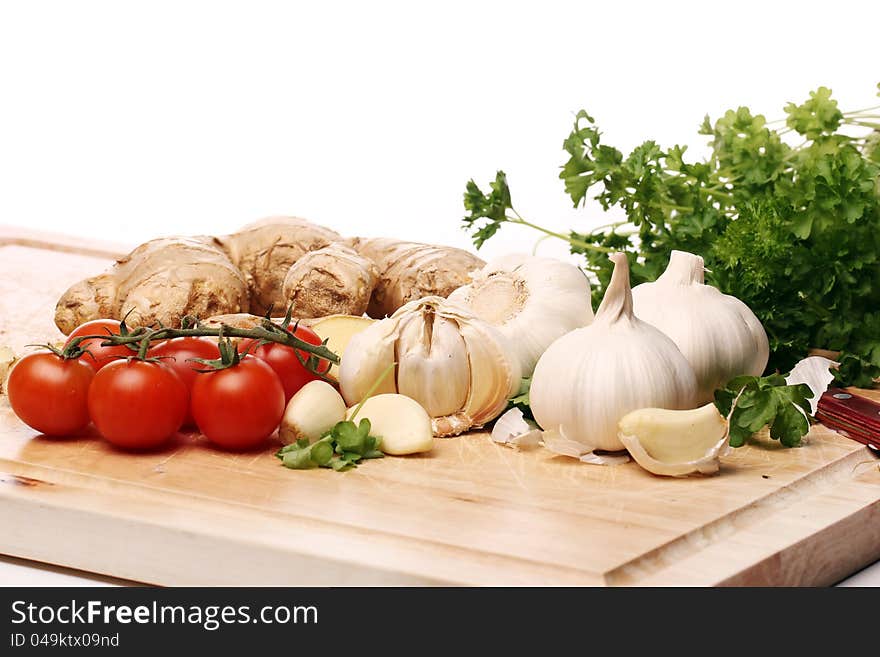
xmin=490 ymin=407 xmax=542 ymax=448
xmin=631 ymin=250 xmax=770 ymax=404
xmin=447 ymin=254 xmax=593 ymax=376
xmin=530 ymin=253 xmax=698 ymax=454
xmin=785 ymin=355 xmax=839 ymax=416
xmin=339 ymin=296 xmax=521 ymax=437
xmin=618 ymin=403 xmax=730 ymax=477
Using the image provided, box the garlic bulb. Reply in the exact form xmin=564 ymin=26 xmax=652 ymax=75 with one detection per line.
xmin=447 ymin=254 xmax=593 ymax=375
xmin=529 ymin=253 xmax=698 ymax=454
xmin=339 ymin=296 xmax=521 ymax=436
xmin=631 ymin=250 xmax=769 ymax=403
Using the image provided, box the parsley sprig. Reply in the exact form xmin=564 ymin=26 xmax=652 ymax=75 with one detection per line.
xmin=464 ymin=84 xmax=880 ymax=386
xmin=713 ymin=375 xmax=813 ymax=448
xmin=275 ymin=419 xmax=384 ymax=472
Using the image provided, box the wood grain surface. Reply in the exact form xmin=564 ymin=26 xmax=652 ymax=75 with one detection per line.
xmin=0 ymin=231 xmax=878 ymax=586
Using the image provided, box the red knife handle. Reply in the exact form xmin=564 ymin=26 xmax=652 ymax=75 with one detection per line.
xmin=817 ymin=388 xmax=880 ymax=448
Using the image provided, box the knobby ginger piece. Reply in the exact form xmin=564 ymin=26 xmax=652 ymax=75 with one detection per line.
xmin=348 ymin=237 xmax=484 ymax=318
xmin=55 ymin=237 xmax=248 ymax=334
xmin=282 ymin=244 xmax=378 ymax=319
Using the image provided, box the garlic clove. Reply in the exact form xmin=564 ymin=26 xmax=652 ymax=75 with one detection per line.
xmin=347 ymin=394 xmax=434 ymax=455
xmin=396 ymin=313 xmax=470 ymax=417
xmin=455 ymin=312 xmax=522 ymax=429
xmin=617 ymin=403 xmax=730 ymax=477
xmin=338 ymin=316 xmax=400 ymax=406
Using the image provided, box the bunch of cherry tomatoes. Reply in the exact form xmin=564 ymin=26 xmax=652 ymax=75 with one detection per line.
xmin=6 ymin=319 xmax=329 ymax=451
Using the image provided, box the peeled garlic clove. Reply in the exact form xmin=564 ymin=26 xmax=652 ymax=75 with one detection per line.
xmin=617 ymin=403 xmax=730 ymax=477
xmin=280 ymin=380 xmax=347 ymax=445
xmin=447 ymin=254 xmax=593 ymax=376
xmin=347 ymin=394 xmax=433 ymax=455
xmin=631 ymin=250 xmax=770 ymax=403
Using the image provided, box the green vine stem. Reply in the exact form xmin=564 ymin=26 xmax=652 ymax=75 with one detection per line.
xmin=64 ymin=316 xmax=340 ymax=377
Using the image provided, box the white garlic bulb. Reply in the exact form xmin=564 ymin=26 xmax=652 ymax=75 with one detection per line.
xmin=631 ymin=250 xmax=769 ymax=403
xmin=447 ymin=254 xmax=593 ymax=375
xmin=339 ymin=296 xmax=521 ymax=436
xmin=529 ymin=253 xmax=698 ymax=454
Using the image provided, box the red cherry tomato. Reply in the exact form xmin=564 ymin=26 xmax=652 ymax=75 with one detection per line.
xmin=149 ymin=337 xmax=221 ymax=427
xmin=6 ymin=352 xmax=95 ymax=436
xmin=239 ymin=325 xmax=331 ymax=403
xmin=191 ymin=356 xmax=285 ymax=450
xmin=88 ymin=359 xmax=188 ymax=449
xmin=65 ymin=319 xmax=132 ymax=370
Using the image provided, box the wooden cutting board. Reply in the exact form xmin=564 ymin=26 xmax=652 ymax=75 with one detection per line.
xmin=1 ymin=227 xmax=879 ymax=586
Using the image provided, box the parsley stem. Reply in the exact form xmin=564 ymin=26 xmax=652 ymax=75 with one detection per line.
xmin=509 ymin=212 xmax=615 ymax=253
xmin=349 ymin=361 xmax=397 ymax=421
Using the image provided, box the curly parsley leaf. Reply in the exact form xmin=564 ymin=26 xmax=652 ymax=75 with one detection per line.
xmin=714 ymin=374 xmax=814 ymax=448
xmin=276 ymin=418 xmax=384 ymax=472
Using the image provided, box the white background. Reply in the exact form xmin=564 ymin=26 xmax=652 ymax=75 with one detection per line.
xmin=1 ymin=0 xmax=878 ymax=263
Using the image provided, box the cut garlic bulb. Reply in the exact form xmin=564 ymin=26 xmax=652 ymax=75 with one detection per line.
xmin=631 ymin=250 xmax=769 ymax=403
xmin=529 ymin=253 xmax=698 ymax=456
xmin=447 ymin=254 xmax=593 ymax=376
xmin=618 ymin=403 xmax=730 ymax=477
xmin=339 ymin=296 xmax=521 ymax=436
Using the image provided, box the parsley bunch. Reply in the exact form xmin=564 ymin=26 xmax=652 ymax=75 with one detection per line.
xmin=464 ymin=84 xmax=880 ymax=386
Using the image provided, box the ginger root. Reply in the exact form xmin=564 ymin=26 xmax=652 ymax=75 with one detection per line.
xmin=55 ymin=217 xmax=484 ymax=333
xmin=349 ymin=237 xmax=485 ymax=319
xmin=282 ymin=243 xmax=377 ymax=318
xmin=55 ymin=236 xmax=248 ymax=335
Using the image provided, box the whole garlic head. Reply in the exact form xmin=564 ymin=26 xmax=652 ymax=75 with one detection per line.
xmin=632 ymin=250 xmax=769 ymax=403
xmin=447 ymin=254 xmax=593 ymax=376
xmin=339 ymin=296 xmax=521 ymax=436
xmin=530 ymin=253 xmax=698 ymax=454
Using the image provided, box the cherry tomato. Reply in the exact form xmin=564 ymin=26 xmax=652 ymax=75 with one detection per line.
xmin=6 ymin=352 xmax=95 ymax=436
xmin=240 ymin=325 xmax=331 ymax=403
xmin=65 ymin=319 xmax=132 ymax=371
xmin=191 ymin=356 xmax=285 ymax=450
xmin=149 ymin=337 xmax=221 ymax=427
xmin=88 ymin=359 xmax=188 ymax=449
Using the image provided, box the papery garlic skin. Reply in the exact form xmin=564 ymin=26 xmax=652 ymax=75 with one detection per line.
xmin=631 ymin=250 xmax=769 ymax=403
xmin=339 ymin=296 xmax=521 ymax=436
xmin=530 ymin=253 xmax=698 ymax=453
xmin=447 ymin=254 xmax=593 ymax=376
